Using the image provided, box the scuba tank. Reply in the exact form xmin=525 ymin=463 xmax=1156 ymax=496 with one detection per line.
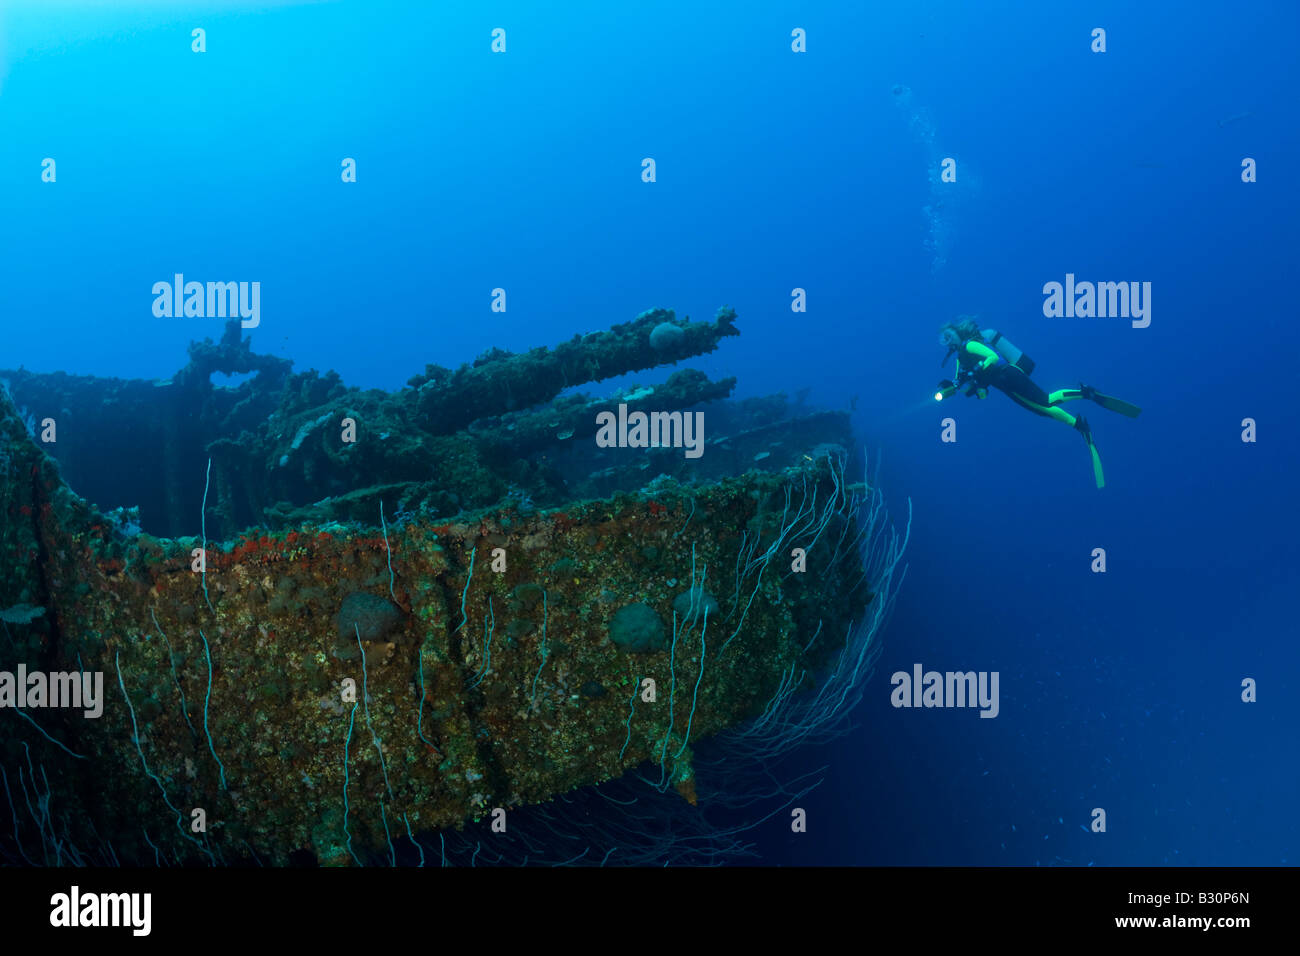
xmin=980 ymin=328 xmax=1035 ymax=375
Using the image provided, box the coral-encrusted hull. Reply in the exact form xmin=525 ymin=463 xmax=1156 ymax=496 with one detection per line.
xmin=1 ymin=384 xmax=870 ymax=865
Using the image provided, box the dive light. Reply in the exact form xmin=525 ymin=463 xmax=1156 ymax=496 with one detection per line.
xmin=935 ymin=379 xmax=957 ymax=401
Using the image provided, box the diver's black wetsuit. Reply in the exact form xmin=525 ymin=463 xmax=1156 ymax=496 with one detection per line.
xmin=958 ymin=346 xmax=1054 ymax=416
xmin=979 ymin=364 xmax=1053 ymax=414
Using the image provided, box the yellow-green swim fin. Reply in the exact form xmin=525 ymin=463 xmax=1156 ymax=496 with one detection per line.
xmin=1081 ymin=384 xmax=1142 ymax=418
xmin=1076 ymin=415 xmax=1105 ymax=488
xmin=1088 ymin=440 xmax=1105 ymax=488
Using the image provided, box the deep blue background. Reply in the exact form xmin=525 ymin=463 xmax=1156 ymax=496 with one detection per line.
xmin=2 ymin=0 xmax=1296 ymax=865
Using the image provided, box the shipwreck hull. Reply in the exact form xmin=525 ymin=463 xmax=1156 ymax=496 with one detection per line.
xmin=0 ymin=383 xmax=871 ymax=866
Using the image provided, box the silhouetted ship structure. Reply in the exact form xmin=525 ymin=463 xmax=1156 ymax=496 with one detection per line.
xmin=0 ymin=307 xmax=898 ymax=865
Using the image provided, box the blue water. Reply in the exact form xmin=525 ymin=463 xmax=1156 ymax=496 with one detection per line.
xmin=2 ymin=1 xmax=1295 ymax=865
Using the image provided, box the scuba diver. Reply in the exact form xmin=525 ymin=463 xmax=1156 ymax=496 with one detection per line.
xmin=936 ymin=318 xmax=1141 ymax=488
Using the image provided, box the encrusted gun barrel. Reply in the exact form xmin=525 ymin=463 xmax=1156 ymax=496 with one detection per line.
xmin=409 ymin=306 xmax=740 ymax=433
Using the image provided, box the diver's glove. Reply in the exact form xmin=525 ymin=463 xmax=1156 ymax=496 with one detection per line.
xmin=959 ymin=367 xmax=987 ymax=395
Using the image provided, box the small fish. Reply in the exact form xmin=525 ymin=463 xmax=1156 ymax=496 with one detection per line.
xmin=1218 ymin=111 xmax=1252 ymax=127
